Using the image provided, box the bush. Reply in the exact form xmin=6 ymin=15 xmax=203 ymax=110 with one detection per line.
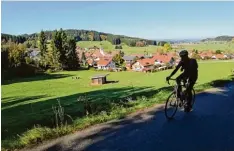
xmin=46 ymin=69 xmax=53 ymax=74
xmin=108 ymin=68 xmax=114 ymax=72
xmin=191 ymin=53 xmax=202 ymax=60
xmin=216 ymin=50 xmax=222 ymax=54
xmin=115 ymin=45 xmax=122 ymax=49
xmin=25 ymin=57 xmax=33 ymax=65
xmin=89 ymin=67 xmax=97 ymax=71
xmin=121 ymin=67 xmax=127 ymax=71
xmin=204 ymin=56 xmax=211 ymax=60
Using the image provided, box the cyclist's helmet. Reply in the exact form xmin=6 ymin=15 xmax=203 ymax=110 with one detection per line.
xmin=179 ymin=50 xmax=188 ymax=57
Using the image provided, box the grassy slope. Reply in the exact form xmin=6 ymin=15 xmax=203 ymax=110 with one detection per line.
xmin=77 ymin=41 xmax=234 ymax=55
xmin=77 ymin=41 xmax=161 ymax=55
xmin=178 ymin=42 xmax=234 ymax=51
xmin=1 ymin=62 xmax=234 ymax=150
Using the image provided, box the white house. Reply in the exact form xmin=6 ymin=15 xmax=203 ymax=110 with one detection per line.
xmin=97 ymin=58 xmax=116 ymax=70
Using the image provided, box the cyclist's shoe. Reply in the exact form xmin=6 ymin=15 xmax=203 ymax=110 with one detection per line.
xmin=184 ymin=104 xmax=192 ymax=112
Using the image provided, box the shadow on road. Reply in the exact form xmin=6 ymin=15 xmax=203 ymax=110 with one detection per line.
xmin=44 ymin=83 xmax=234 ymax=151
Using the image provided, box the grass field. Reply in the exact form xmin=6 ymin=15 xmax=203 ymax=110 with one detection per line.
xmin=177 ymin=42 xmax=234 ymax=51
xmin=77 ymin=41 xmax=162 ymax=54
xmin=77 ymin=41 xmax=234 ymax=55
xmin=1 ymin=61 xmax=234 ymax=150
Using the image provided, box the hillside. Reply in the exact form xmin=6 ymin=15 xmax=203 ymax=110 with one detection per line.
xmin=201 ymin=35 xmax=234 ymax=42
xmin=1 ymin=29 xmax=158 ymax=47
xmin=77 ymin=41 xmax=162 ymax=54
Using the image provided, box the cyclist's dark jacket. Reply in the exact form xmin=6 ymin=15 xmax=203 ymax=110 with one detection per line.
xmin=176 ymin=58 xmax=198 ymax=80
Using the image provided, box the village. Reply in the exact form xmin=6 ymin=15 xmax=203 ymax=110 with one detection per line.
xmin=76 ymin=46 xmax=234 ymax=73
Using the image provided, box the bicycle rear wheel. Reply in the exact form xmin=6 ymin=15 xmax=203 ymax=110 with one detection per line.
xmin=165 ymin=92 xmax=178 ymax=119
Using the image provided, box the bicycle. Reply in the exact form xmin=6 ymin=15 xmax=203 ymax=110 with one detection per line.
xmin=164 ymin=78 xmax=196 ymax=119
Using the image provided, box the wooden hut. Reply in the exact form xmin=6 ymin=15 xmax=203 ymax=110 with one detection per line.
xmin=91 ymin=74 xmax=109 ymax=85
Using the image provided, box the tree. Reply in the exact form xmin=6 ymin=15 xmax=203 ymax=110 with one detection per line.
xmin=65 ymin=38 xmax=79 ymax=69
xmin=8 ymin=42 xmax=26 ymax=67
xmin=191 ymin=53 xmax=202 ymax=60
xmin=215 ymin=50 xmax=222 ymax=54
xmin=119 ymin=50 xmax=124 ymax=57
xmin=100 ymin=35 xmax=107 ymax=41
xmin=31 ymin=39 xmax=37 ymax=48
xmin=115 ymin=45 xmax=122 ymax=49
xmin=1 ymin=46 xmax=10 ymax=70
xmin=130 ymin=40 xmax=136 ymax=47
xmin=136 ymin=41 xmax=146 ymax=47
xmin=163 ymin=43 xmax=172 ymax=52
xmin=39 ymin=30 xmax=47 ymax=67
xmin=24 ymin=41 xmax=32 ymax=48
xmin=60 ymin=29 xmax=68 ymax=67
xmin=49 ymin=31 xmax=62 ymax=70
xmin=112 ymin=54 xmax=124 ymax=67
xmin=81 ymin=51 xmax=87 ymax=66
xmin=158 ymin=41 xmax=167 ymax=46
xmin=88 ymin=32 xmax=94 ymax=41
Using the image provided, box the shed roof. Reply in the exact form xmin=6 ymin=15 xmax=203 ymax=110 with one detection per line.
xmin=123 ymin=55 xmax=136 ymax=61
xmin=91 ymin=73 xmax=110 ymax=79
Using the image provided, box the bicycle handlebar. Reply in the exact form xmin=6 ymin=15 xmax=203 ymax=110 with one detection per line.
xmin=167 ymin=78 xmax=176 ymax=85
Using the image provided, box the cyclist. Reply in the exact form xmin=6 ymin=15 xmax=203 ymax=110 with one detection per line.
xmin=166 ymin=50 xmax=198 ymax=112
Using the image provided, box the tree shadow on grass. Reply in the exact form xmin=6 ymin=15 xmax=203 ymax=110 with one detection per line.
xmin=1 ymin=85 xmax=173 ymax=140
xmin=1 ymin=73 xmax=74 ymax=85
xmin=1 ymin=95 xmax=48 ymax=109
xmin=2 ymin=76 xmax=234 ymax=147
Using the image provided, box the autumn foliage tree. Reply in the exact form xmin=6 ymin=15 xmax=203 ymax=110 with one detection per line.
xmin=163 ymin=43 xmax=172 ymax=52
xmin=112 ymin=54 xmax=124 ymax=67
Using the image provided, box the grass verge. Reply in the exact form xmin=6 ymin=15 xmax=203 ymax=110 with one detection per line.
xmin=2 ymin=75 xmax=234 ymax=151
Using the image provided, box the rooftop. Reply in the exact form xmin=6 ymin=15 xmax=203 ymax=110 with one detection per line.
xmin=91 ymin=73 xmax=110 ymax=79
xmin=123 ymin=55 xmax=136 ymax=61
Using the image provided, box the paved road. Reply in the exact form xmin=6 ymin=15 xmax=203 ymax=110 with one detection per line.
xmin=26 ymin=83 xmax=234 ymax=151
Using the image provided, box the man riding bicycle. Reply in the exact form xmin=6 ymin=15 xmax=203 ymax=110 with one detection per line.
xmin=166 ymin=50 xmax=198 ymax=112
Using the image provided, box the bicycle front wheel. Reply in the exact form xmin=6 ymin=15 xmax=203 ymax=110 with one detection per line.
xmin=165 ymin=92 xmax=178 ymax=119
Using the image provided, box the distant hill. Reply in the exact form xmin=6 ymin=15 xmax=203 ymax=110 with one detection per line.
xmin=1 ymin=29 xmax=159 ymax=47
xmin=201 ymin=36 xmax=234 ymax=42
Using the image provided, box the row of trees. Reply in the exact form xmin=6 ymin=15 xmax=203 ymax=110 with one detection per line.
xmin=1 ymin=34 xmax=27 ymax=44
xmin=2 ymin=29 xmax=164 ymax=47
xmin=1 ymin=29 xmax=79 ymax=80
xmin=38 ymin=29 xmax=79 ymax=70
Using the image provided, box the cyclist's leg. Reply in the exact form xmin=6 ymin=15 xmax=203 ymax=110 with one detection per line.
xmin=176 ymin=73 xmax=184 ymax=98
xmin=185 ymin=79 xmax=196 ymax=110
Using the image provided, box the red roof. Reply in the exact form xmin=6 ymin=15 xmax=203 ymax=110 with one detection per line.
xmin=97 ymin=58 xmax=112 ymax=66
xmin=137 ymin=58 xmax=155 ymax=67
xmin=152 ymin=54 xmax=172 ymax=63
xmin=200 ymin=52 xmax=213 ymax=57
xmin=215 ymin=54 xmax=225 ymax=59
xmin=92 ymin=50 xmax=105 ymax=58
xmin=87 ymin=59 xmax=94 ymax=65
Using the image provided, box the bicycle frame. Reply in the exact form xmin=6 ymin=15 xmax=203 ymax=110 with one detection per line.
xmin=169 ymin=78 xmax=190 ymax=105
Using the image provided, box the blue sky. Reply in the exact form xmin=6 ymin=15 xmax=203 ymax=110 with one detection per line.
xmin=1 ymin=1 xmax=234 ymax=39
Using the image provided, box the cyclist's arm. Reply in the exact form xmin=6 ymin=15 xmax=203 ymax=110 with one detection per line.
xmin=169 ymin=62 xmax=181 ymax=77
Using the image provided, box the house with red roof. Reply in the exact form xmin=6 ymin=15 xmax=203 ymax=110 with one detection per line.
xmin=96 ymin=58 xmax=116 ymax=70
xmin=152 ymin=54 xmax=175 ymax=66
xmin=211 ymin=54 xmax=228 ymax=60
xmin=199 ymin=52 xmax=214 ymax=60
xmin=132 ymin=58 xmax=155 ymax=72
xmin=131 ymin=53 xmax=176 ymax=72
